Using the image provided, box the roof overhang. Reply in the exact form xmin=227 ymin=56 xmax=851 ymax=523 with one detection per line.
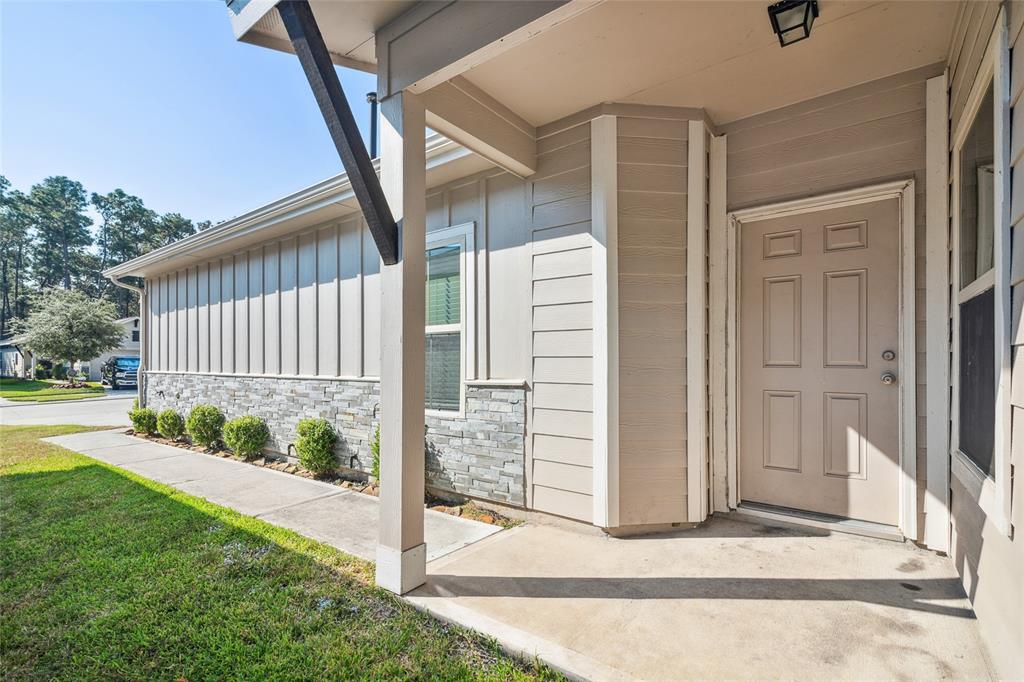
xmin=104 ymin=135 xmax=490 ymax=279
xmin=228 ymin=0 xmax=414 ymax=72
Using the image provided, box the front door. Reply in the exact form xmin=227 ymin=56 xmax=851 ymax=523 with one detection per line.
xmin=739 ymin=198 xmax=901 ymax=526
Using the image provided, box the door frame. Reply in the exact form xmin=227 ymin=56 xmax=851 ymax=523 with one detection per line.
xmin=723 ymin=179 xmax=917 ymax=538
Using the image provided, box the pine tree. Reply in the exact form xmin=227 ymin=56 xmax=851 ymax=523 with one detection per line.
xmin=0 ymin=177 xmax=34 ymax=340
xmin=92 ymin=189 xmax=157 ymax=316
xmin=28 ymin=176 xmax=93 ymax=292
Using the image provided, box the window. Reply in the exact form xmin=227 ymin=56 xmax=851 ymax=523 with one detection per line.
xmin=955 ymin=79 xmax=997 ymax=477
xmin=424 ymin=224 xmax=474 ymax=412
xmin=132 ymin=330 xmax=140 ymax=342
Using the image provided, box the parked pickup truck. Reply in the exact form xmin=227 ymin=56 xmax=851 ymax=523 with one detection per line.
xmin=101 ymin=356 xmax=140 ymax=390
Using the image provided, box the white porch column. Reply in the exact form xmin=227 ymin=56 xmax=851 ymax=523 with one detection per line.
xmin=376 ymin=90 xmax=427 ymax=595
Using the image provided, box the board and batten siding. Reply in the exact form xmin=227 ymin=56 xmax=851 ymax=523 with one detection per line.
xmin=721 ymin=64 xmax=937 ymax=536
xmin=616 ymin=116 xmax=689 ymax=525
xmin=147 ymin=215 xmax=377 ymax=379
xmin=147 ymin=172 xmax=535 ymax=388
xmin=530 ymin=121 xmax=596 ymax=522
xmin=947 ymin=3 xmax=1024 ymax=678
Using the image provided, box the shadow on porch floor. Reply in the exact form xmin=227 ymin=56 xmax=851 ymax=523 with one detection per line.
xmin=409 ymin=516 xmax=994 ymax=681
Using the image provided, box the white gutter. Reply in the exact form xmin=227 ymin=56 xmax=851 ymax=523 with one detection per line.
xmin=108 ymin=277 xmax=147 ymax=407
xmin=102 ymin=134 xmax=468 ymax=280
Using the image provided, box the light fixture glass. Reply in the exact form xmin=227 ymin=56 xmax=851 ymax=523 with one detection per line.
xmin=767 ymin=0 xmax=818 ymax=47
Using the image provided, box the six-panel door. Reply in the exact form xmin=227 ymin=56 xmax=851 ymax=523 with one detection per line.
xmin=739 ymin=198 xmax=901 ymax=525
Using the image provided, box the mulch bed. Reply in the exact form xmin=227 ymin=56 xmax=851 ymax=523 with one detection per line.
xmin=125 ymin=430 xmax=518 ymax=528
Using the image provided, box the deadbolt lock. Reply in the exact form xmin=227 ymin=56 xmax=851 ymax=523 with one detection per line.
xmin=882 ymin=350 xmax=896 ymax=361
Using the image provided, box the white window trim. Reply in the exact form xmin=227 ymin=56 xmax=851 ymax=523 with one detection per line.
xmin=949 ymin=7 xmax=1013 ymax=537
xmin=425 ymin=222 xmax=476 ymax=418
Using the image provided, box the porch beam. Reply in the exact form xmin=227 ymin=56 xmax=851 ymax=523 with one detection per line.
xmin=420 ymin=77 xmax=537 ymax=178
xmin=376 ymin=0 xmax=595 ymax=98
xmin=376 ymin=90 xmax=427 ymax=595
xmin=277 ymin=0 xmax=399 ymax=265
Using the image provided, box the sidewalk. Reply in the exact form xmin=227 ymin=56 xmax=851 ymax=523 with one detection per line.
xmin=44 ymin=430 xmax=500 ymax=562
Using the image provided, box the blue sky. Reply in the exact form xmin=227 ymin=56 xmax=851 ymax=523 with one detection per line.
xmin=1 ymin=0 xmax=376 ymax=225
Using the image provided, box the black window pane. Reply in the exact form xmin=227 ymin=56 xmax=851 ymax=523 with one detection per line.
xmin=958 ymin=286 xmax=995 ymax=475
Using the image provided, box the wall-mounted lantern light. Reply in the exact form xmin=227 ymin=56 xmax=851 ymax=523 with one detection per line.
xmin=767 ymin=0 xmax=818 ymax=47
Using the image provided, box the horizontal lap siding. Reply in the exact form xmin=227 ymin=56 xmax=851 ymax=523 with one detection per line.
xmin=531 ymin=123 xmax=595 ymax=522
xmin=617 ymin=116 xmax=689 ymax=525
xmin=721 ymin=66 xmax=931 ymax=536
xmin=956 ymin=4 xmax=1024 ymax=679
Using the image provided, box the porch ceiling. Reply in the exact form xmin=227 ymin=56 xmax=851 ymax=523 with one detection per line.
xmin=459 ymin=0 xmax=958 ymax=127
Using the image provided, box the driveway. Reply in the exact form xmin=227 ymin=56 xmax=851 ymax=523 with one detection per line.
xmin=0 ymin=394 xmax=133 ymax=426
xmin=409 ymin=518 xmax=995 ymax=681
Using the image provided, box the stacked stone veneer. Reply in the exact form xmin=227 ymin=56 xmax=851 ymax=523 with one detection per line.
xmin=144 ymin=372 xmax=526 ymax=506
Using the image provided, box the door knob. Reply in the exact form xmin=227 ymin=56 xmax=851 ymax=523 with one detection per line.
xmin=881 ymin=372 xmax=897 ymax=386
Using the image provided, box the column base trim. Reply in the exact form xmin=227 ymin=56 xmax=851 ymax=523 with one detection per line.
xmin=375 ymin=542 xmax=427 ymax=594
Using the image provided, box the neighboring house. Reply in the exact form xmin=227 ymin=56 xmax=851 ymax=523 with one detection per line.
xmin=0 ymin=336 xmax=33 ymax=379
xmin=103 ymin=1 xmax=1022 ymax=675
xmin=75 ymin=317 xmax=141 ymax=381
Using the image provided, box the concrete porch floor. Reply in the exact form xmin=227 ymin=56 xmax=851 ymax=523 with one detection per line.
xmin=409 ymin=517 xmax=995 ymax=681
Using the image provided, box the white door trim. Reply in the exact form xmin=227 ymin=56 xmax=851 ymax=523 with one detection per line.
xmin=724 ymin=179 xmax=918 ymax=539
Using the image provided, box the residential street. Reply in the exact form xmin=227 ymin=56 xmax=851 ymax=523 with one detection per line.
xmin=0 ymin=394 xmax=133 ymax=426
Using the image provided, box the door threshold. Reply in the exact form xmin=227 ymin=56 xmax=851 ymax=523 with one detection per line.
xmin=734 ymin=502 xmax=905 ymax=542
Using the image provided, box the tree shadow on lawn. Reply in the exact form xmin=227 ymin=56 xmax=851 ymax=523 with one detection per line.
xmin=0 ymin=452 xmax=557 ymax=681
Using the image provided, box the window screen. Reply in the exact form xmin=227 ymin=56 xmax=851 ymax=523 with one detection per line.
xmin=425 ymin=243 xmax=461 ymax=411
xmin=958 ymin=287 xmax=996 ymax=475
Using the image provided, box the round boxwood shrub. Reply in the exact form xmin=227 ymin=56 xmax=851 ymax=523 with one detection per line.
xmin=223 ymin=415 xmax=269 ymax=460
xmin=294 ymin=418 xmax=337 ymax=475
xmin=157 ymin=409 xmax=185 ymax=441
xmin=129 ymin=406 xmax=158 ymax=435
xmin=186 ymin=404 xmax=225 ymax=448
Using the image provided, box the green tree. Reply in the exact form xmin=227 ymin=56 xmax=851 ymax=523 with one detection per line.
xmin=15 ymin=289 xmax=124 ymax=384
xmin=148 ymin=212 xmax=197 ymax=249
xmin=92 ymin=189 xmax=157 ymax=316
xmin=0 ymin=177 xmax=34 ymax=340
xmin=28 ymin=176 xmax=93 ymax=291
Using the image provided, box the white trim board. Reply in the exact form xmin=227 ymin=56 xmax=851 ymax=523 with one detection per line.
xmin=591 ymin=114 xmax=619 ymax=528
xmin=723 ymin=179 xmax=919 ymax=540
xmin=687 ymin=120 xmax=710 ymax=524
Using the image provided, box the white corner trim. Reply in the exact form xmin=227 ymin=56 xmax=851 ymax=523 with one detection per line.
xmin=591 ymin=114 xmax=619 ymax=529
xmin=727 ymin=179 xmax=918 ymax=539
xmin=924 ymin=71 xmax=951 ymax=553
xmin=375 ymin=543 xmax=427 ymax=595
xmin=708 ymin=134 xmax=729 ymax=514
xmin=687 ymin=120 xmax=709 ymax=524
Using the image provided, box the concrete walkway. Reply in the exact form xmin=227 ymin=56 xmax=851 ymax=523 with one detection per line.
xmin=409 ymin=518 xmax=995 ymax=681
xmin=44 ymin=430 xmax=499 ymax=562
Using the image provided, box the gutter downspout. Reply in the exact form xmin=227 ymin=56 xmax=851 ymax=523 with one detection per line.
xmin=108 ymin=276 xmax=147 ymax=407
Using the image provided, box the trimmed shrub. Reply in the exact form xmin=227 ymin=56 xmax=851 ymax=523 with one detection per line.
xmin=157 ymin=409 xmax=185 ymax=441
xmin=295 ymin=418 xmax=337 ymax=475
xmin=186 ymin=404 xmax=225 ymax=448
xmin=370 ymin=425 xmax=381 ymax=480
xmin=129 ymin=406 xmax=158 ymax=434
xmin=223 ymin=416 xmax=269 ymax=460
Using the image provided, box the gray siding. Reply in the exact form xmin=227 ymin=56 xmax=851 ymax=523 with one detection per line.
xmin=721 ymin=64 xmax=935 ymax=536
xmin=530 ymin=122 xmax=595 ymax=522
xmin=616 ymin=116 xmax=689 ymax=525
xmin=950 ymin=3 xmax=1024 ymax=679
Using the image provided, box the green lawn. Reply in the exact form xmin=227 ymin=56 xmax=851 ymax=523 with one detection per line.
xmin=0 ymin=426 xmax=558 ymax=681
xmin=0 ymin=378 xmax=106 ymax=402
